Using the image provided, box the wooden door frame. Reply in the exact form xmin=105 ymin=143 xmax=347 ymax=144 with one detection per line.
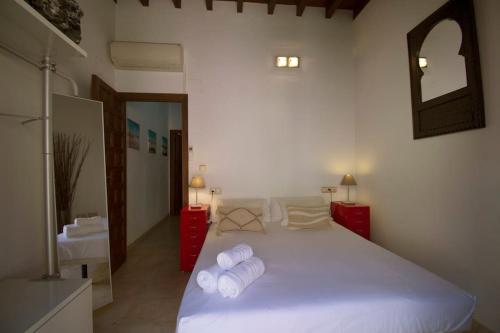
xmin=91 ymin=75 xmax=127 ymax=272
xmin=118 ymin=92 xmax=189 ymax=208
xmin=169 ymin=129 xmax=183 ymax=215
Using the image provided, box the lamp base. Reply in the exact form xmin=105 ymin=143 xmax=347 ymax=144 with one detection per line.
xmin=190 ymin=204 xmax=203 ymax=209
xmin=342 ymin=201 xmax=356 ymax=205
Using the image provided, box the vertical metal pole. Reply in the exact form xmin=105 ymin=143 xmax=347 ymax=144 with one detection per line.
xmin=41 ymin=56 xmax=59 ymax=278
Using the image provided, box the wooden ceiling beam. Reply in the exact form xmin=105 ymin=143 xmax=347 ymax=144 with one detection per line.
xmin=325 ymin=0 xmax=344 ymax=18
xmin=353 ymin=0 xmax=370 ymax=18
xmin=268 ymin=0 xmax=276 ymax=15
xmin=296 ymin=0 xmax=306 ymax=16
xmin=139 ymin=0 xmax=149 ymax=6
xmin=152 ymin=0 xmax=369 ymax=19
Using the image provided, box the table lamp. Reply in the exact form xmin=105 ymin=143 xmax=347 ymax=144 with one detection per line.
xmin=340 ymin=174 xmax=357 ymax=205
xmin=189 ymin=175 xmax=205 ymax=208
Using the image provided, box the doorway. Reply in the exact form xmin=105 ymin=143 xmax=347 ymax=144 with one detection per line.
xmin=126 ymin=101 xmax=183 ymax=247
xmin=91 ymin=75 xmax=189 ymax=272
xmin=170 ymin=130 xmax=183 ymax=215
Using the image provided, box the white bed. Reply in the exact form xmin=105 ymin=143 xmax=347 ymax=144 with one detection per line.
xmin=57 ymin=231 xmax=109 ymax=265
xmin=177 ymin=222 xmax=475 ymax=333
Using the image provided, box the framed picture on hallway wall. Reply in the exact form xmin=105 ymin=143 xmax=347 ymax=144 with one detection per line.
xmin=161 ymin=136 xmax=168 ymax=156
xmin=127 ymin=118 xmax=140 ymax=150
xmin=148 ymin=130 xmax=157 ymax=154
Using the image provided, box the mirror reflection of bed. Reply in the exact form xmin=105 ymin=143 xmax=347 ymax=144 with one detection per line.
xmin=53 ymin=94 xmax=113 ymax=310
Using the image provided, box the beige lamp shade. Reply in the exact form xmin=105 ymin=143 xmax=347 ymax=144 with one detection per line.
xmin=190 ymin=176 xmax=206 ymax=189
xmin=340 ymin=174 xmax=357 ymax=186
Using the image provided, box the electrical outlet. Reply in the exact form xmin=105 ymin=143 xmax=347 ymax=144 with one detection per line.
xmin=210 ymin=187 xmax=222 ymax=195
xmin=321 ymin=186 xmax=337 ymax=193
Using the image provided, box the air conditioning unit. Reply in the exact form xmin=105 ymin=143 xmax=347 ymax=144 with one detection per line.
xmin=110 ymin=41 xmax=183 ymax=72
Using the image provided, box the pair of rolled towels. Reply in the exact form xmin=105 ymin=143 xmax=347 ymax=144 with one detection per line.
xmin=196 ymin=243 xmax=265 ymax=298
xmin=63 ymin=216 xmax=108 ymax=238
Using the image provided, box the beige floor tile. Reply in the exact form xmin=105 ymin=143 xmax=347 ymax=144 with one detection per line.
xmin=94 ymin=216 xmax=189 ymax=333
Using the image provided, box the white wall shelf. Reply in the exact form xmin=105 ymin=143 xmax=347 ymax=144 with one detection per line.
xmin=0 ymin=0 xmax=87 ymax=62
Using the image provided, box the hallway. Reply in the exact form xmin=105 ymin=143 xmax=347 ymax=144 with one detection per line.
xmin=94 ymin=216 xmax=189 ymax=333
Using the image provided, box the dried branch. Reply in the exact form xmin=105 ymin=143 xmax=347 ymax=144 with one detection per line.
xmin=53 ymin=132 xmax=91 ymax=230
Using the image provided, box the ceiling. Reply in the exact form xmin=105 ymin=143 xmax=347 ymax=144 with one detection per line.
xmin=133 ymin=0 xmax=371 ymax=19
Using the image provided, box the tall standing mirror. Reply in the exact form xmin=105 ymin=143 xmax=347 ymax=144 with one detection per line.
xmin=53 ymin=94 xmax=113 ymax=310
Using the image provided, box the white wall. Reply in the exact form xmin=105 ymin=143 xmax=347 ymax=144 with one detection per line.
xmin=115 ymin=0 xmax=357 ymax=205
xmin=0 ymin=0 xmax=115 ymax=279
xmin=126 ymin=102 xmax=172 ymax=245
xmin=354 ymin=0 xmax=500 ymax=330
xmin=56 ymin=0 xmax=116 ymax=97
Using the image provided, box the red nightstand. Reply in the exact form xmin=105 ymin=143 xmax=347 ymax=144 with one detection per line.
xmin=331 ymin=202 xmax=370 ymax=240
xmin=180 ymin=205 xmax=210 ymax=272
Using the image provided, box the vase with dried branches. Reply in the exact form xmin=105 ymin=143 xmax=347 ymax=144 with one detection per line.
xmin=53 ymin=132 xmax=90 ymax=233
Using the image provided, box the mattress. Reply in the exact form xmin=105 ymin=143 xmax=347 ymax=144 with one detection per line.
xmin=57 ymin=231 xmax=109 ymax=264
xmin=177 ymin=223 xmax=475 ymax=333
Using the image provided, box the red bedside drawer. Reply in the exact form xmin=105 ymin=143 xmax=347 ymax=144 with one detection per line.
xmin=185 ymin=232 xmax=205 ymax=245
xmin=182 ymin=213 xmax=205 ymax=226
xmin=181 ymin=220 xmax=206 ymax=232
xmin=346 ymin=219 xmax=369 ymax=229
xmin=346 ymin=208 xmax=369 ymax=220
xmin=184 ymin=213 xmax=204 ymax=222
xmin=180 ymin=205 xmax=210 ymax=272
xmin=331 ymin=202 xmax=371 ymax=240
xmin=184 ymin=254 xmax=199 ymax=271
xmin=186 ymin=243 xmax=203 ymax=255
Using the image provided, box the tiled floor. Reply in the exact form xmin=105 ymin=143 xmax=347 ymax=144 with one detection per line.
xmin=94 ymin=216 xmax=189 ymax=333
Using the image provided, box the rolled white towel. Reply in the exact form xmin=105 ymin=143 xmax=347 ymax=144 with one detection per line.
xmin=63 ymin=223 xmax=107 ymax=238
xmin=217 ymin=243 xmax=253 ymax=270
xmin=74 ymin=216 xmax=102 ymax=226
xmin=217 ymin=256 xmax=265 ymax=298
xmin=196 ymin=264 xmax=225 ymax=293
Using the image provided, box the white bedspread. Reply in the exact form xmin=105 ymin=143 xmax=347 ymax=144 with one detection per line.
xmin=57 ymin=231 xmax=109 ymax=263
xmin=177 ymin=223 xmax=475 ymax=333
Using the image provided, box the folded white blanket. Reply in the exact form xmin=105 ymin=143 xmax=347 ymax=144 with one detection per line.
xmin=217 ymin=256 xmax=265 ymax=298
xmin=217 ymin=243 xmax=253 ymax=270
xmin=74 ymin=216 xmax=102 ymax=226
xmin=196 ymin=264 xmax=225 ymax=294
xmin=63 ymin=223 xmax=107 ymax=238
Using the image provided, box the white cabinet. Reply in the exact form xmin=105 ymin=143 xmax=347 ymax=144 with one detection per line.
xmin=0 ymin=279 xmax=93 ymax=333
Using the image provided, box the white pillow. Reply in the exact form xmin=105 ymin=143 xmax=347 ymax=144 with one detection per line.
xmin=269 ymin=198 xmax=284 ymax=223
xmin=217 ymin=198 xmax=271 ymax=223
xmin=270 ymin=196 xmax=326 ymax=225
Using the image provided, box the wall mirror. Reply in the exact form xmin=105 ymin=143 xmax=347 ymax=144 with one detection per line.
xmin=53 ymin=94 xmax=113 ymax=310
xmin=407 ymin=0 xmax=484 ymax=139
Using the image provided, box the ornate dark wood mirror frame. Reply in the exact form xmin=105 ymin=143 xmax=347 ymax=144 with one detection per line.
xmin=407 ymin=0 xmax=484 ymax=139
